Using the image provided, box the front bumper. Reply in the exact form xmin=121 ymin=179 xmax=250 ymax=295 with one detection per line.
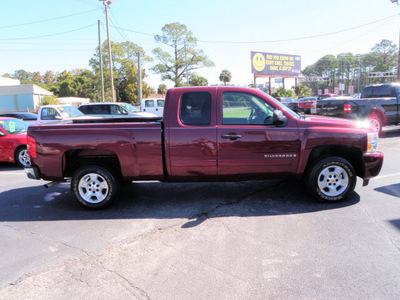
xmin=25 ymin=166 xmax=41 ymax=180
xmin=363 ymin=151 xmax=384 ymax=179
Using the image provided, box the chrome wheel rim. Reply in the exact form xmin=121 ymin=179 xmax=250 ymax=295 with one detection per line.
xmin=78 ymin=173 xmax=109 ymax=203
xmin=317 ymin=165 xmax=349 ymax=197
xmin=19 ymin=149 xmax=31 ymax=167
xmin=369 ymin=118 xmax=380 ymax=133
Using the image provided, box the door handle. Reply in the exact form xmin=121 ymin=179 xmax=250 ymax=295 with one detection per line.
xmin=221 ymin=134 xmax=242 ymax=140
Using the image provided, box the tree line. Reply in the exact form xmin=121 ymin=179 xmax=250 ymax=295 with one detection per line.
xmin=302 ymin=39 xmax=398 ymax=95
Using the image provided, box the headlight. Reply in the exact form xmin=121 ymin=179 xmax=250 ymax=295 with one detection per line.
xmin=367 ymin=132 xmax=378 ymax=152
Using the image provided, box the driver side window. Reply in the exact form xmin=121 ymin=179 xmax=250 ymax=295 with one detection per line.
xmin=222 ymin=92 xmax=274 ymax=125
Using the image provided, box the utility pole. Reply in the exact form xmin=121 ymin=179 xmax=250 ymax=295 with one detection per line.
xmin=100 ymin=0 xmax=116 ymax=102
xmin=389 ymin=0 xmax=400 ymax=81
xmin=138 ymin=51 xmax=142 ymax=108
xmin=98 ymin=20 xmax=105 ymax=102
xmin=185 ymin=42 xmax=189 ymax=86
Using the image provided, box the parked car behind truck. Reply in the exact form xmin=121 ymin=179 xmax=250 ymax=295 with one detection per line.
xmin=0 ymin=117 xmax=31 ymax=167
xmin=25 ymin=86 xmax=383 ymax=209
xmin=141 ymin=98 xmax=165 ymax=117
xmin=316 ymin=83 xmax=400 ymax=135
xmin=78 ymin=102 xmax=158 ymax=119
xmin=36 ymin=105 xmax=88 ymax=124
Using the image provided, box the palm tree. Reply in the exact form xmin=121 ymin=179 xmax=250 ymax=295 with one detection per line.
xmin=219 ymin=70 xmax=232 ymax=86
xmin=157 ymin=84 xmax=167 ymax=97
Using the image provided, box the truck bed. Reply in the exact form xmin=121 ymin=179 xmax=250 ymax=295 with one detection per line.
xmin=29 ymin=121 xmax=164 ymax=181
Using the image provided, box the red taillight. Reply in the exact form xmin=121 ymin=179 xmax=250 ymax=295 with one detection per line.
xmin=344 ymin=103 xmax=352 ymax=113
xmin=27 ymin=135 xmax=37 ymax=158
xmin=311 ymin=102 xmax=317 ymax=114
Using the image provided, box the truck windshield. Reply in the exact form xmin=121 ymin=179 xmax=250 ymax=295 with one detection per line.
xmin=0 ymin=119 xmax=29 ymax=134
xmin=59 ymin=106 xmax=84 ymax=117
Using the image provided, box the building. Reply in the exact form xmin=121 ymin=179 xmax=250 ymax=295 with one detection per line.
xmin=0 ymin=77 xmax=53 ymax=112
xmin=56 ymin=97 xmax=90 ymax=107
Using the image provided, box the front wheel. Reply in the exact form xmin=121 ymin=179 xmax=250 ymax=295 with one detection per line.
xmin=71 ymin=165 xmax=119 ymax=209
xmin=306 ymin=157 xmax=356 ymax=202
xmin=368 ymin=112 xmax=382 ymax=137
xmin=15 ymin=146 xmax=31 ymax=168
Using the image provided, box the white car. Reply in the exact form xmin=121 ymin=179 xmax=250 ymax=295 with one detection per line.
xmin=78 ymin=102 xmax=159 ymax=119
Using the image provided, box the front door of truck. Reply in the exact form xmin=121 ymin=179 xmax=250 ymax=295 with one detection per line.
xmin=166 ymin=90 xmax=217 ymax=180
xmin=216 ymin=91 xmax=300 ymax=179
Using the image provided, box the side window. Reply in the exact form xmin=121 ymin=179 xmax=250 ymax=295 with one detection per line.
xmin=145 ymin=100 xmax=155 ymax=108
xmin=157 ymin=100 xmax=165 ymax=107
xmin=41 ymin=107 xmax=59 ymax=120
xmin=110 ymin=105 xmax=125 ymax=115
xmin=361 ymin=86 xmax=373 ymax=98
xmin=222 ymin=92 xmax=274 ymax=125
xmin=180 ymin=92 xmax=211 ymax=125
xmin=85 ymin=105 xmax=107 ymax=114
xmin=373 ymin=86 xmax=392 ymax=97
xmin=79 ymin=106 xmax=88 ymax=114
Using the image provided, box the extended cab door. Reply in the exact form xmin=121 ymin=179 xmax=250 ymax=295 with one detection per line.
xmin=216 ymin=90 xmax=301 ymax=179
xmin=165 ymin=89 xmax=217 ymax=180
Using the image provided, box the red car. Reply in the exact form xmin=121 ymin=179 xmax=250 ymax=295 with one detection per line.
xmin=0 ymin=117 xmax=31 ymax=167
xmin=296 ymin=97 xmax=317 ymax=114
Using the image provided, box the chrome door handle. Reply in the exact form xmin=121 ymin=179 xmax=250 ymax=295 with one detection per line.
xmin=221 ymin=134 xmax=242 ymax=140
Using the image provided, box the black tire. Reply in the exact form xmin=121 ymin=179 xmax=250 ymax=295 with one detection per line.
xmin=15 ymin=146 xmax=31 ymax=168
xmin=306 ymin=157 xmax=356 ymax=202
xmin=71 ymin=165 xmax=119 ymax=209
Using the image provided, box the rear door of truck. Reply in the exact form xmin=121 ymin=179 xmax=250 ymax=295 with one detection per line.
xmin=164 ymin=88 xmax=217 ymax=180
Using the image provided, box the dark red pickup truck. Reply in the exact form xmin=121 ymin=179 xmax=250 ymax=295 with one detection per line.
xmin=25 ymin=86 xmax=384 ymax=209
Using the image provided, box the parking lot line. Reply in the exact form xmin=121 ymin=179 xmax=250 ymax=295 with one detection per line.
xmin=375 ymin=172 xmax=400 ymax=180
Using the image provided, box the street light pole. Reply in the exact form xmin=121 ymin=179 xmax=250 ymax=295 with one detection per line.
xmin=100 ymin=0 xmax=116 ymax=102
xmin=98 ymin=20 xmax=105 ymax=102
xmin=390 ymin=0 xmax=400 ymax=81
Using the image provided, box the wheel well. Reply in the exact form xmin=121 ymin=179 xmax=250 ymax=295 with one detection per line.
xmin=305 ymin=145 xmax=364 ymax=178
xmin=14 ymin=144 xmax=26 ymax=157
xmin=63 ymin=149 xmax=122 ymax=179
xmin=368 ymin=109 xmax=386 ymax=126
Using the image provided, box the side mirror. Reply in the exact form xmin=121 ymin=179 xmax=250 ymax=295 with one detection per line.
xmin=54 ymin=115 xmax=62 ymax=120
xmin=0 ymin=131 xmax=5 ymax=137
xmin=273 ymin=110 xmax=288 ymax=126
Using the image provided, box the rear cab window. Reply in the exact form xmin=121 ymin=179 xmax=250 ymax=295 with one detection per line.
xmin=179 ymin=92 xmax=211 ymax=125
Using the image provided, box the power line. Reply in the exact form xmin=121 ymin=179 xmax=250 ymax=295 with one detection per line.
xmin=198 ymin=14 xmax=400 ymax=44
xmin=107 ymin=13 xmax=399 ymax=45
xmin=0 ymin=9 xmax=100 ymax=30
xmin=303 ymin=17 xmax=397 ymax=54
xmin=0 ymin=24 xmax=97 ymax=41
xmin=109 ymin=10 xmax=130 ymax=41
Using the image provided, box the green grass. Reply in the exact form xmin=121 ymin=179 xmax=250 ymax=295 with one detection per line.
xmin=223 ymin=109 xmax=251 ymax=118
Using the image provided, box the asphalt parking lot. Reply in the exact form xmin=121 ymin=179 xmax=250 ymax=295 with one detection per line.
xmin=0 ymin=128 xmax=399 ymax=299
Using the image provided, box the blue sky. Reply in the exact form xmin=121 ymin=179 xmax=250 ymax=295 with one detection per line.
xmin=1 ymin=0 xmax=400 ymax=89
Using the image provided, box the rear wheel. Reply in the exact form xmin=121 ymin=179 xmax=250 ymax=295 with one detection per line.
xmin=15 ymin=146 xmax=31 ymax=168
xmin=368 ymin=112 xmax=382 ymax=137
xmin=306 ymin=157 xmax=356 ymax=202
xmin=71 ymin=165 xmax=119 ymax=209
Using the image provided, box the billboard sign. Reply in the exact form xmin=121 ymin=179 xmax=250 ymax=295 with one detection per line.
xmin=251 ymin=51 xmax=301 ymax=76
